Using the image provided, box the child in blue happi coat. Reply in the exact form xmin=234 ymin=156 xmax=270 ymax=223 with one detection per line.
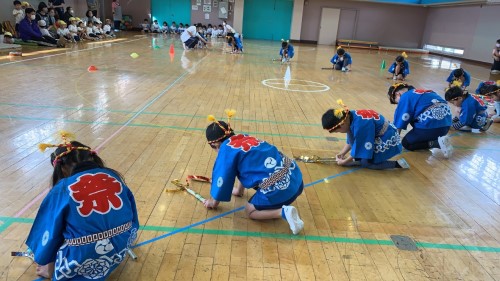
xmin=203 ymin=110 xmax=304 ymax=235
xmin=389 ymin=52 xmax=410 ymax=81
xmin=445 ymin=83 xmax=493 ymax=132
xmin=280 ymin=39 xmax=294 ymax=63
xmin=322 ymin=100 xmax=408 ymax=170
xmin=446 ymin=68 xmax=471 ymax=89
xmin=330 ymin=47 xmax=352 ymax=72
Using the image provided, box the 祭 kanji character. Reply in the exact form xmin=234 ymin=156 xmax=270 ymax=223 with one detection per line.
xmin=354 ymin=109 xmax=380 ymax=120
xmin=69 ymin=173 xmax=123 ymax=217
xmin=227 ymin=134 xmax=262 ymax=152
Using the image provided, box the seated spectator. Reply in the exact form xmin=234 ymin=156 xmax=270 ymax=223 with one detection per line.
xmin=3 ymin=32 xmax=15 ymax=44
xmin=38 ymin=19 xmax=57 ymax=44
xmin=19 ymin=8 xmax=56 ymax=46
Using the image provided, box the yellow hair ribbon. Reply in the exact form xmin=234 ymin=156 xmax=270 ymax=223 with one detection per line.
xmin=337 ymin=45 xmax=342 ymax=50
xmin=38 ymin=143 xmax=56 ymax=152
xmin=207 ymin=115 xmax=217 ymax=122
xmin=334 ymin=108 xmax=344 ymax=118
xmin=451 ymin=80 xmax=463 ymax=87
xmin=401 ymin=52 xmax=408 ymax=58
xmin=224 ymin=109 xmax=236 ymax=123
xmin=58 ymin=130 xmax=75 ymax=141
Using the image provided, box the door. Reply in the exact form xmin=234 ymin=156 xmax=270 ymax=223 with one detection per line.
xmin=151 ymin=0 xmax=191 ymax=26
xmin=243 ymin=0 xmax=294 ymax=40
xmin=318 ymin=8 xmax=340 ymax=45
xmin=337 ymin=9 xmax=357 ymax=40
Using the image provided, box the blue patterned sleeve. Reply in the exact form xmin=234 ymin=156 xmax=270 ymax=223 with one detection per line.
xmin=26 ymin=185 xmax=68 ymax=265
xmin=404 ymin=61 xmax=410 ymax=75
xmin=393 ymin=94 xmax=414 ymax=130
xmin=126 ymin=188 xmax=140 ymax=231
xmin=459 ymin=101 xmax=474 ymax=126
xmin=475 ymin=82 xmax=485 ymax=94
xmin=388 ymin=62 xmax=396 ymax=74
xmin=446 ymin=71 xmax=455 ymax=83
xmin=350 ymin=120 xmax=375 ymax=160
xmin=463 ymin=71 xmax=471 ymax=87
xmin=210 ymin=147 xmax=238 ymax=202
xmin=330 ymin=54 xmax=338 ymax=64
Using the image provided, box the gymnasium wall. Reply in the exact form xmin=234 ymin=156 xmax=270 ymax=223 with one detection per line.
xmin=190 ymin=0 xmax=235 ymax=27
xmin=422 ymin=4 xmax=500 ymax=63
xmin=300 ymin=0 xmax=428 ymax=48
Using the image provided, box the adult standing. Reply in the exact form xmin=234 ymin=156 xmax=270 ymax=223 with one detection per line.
xmin=491 ymin=39 xmax=500 ymax=75
xmin=48 ymin=0 xmax=65 ymax=20
xmin=86 ymin=0 xmax=99 ymax=19
xmin=112 ymin=0 xmax=122 ymax=31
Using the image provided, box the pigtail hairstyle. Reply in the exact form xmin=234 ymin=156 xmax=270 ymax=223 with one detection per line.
xmin=206 ymin=109 xmax=236 ymax=144
xmin=39 ymin=131 xmax=124 ymax=187
xmin=387 ymin=83 xmax=414 ymax=104
xmin=322 ymin=99 xmax=350 ymax=132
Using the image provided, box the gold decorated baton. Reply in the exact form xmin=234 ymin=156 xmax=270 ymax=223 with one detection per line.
xmin=169 ymin=179 xmax=206 ymax=203
xmin=294 ymin=155 xmax=337 ymax=164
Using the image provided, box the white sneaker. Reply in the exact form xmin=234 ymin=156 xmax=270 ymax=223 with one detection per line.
xmin=397 ymin=158 xmax=410 ymax=169
xmin=491 ymin=70 xmax=500 ymax=74
xmin=341 ymin=67 xmax=347 ymax=72
xmin=283 ymin=206 xmax=304 ymax=235
xmin=429 ymin=148 xmax=444 ymax=157
xmin=481 ymin=119 xmax=493 ymax=131
xmin=438 ymin=136 xmax=453 ymax=158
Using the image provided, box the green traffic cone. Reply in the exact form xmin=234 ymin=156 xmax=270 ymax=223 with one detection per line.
xmin=381 ymin=60 xmax=386 ymax=69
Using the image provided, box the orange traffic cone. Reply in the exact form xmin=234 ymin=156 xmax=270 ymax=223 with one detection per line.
xmin=169 ymin=44 xmax=175 ymax=54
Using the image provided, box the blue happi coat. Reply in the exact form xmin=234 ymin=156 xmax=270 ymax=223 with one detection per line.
xmin=330 ymin=53 xmax=352 ymax=65
xmin=210 ymin=134 xmax=302 ymax=207
xmin=388 ymin=61 xmax=410 ymax=76
xmin=454 ymin=94 xmax=488 ymax=129
xmin=280 ymin=44 xmax=295 ymax=59
xmin=347 ymin=110 xmax=402 ymax=163
xmin=26 ymin=163 xmax=139 ymax=281
xmin=446 ymin=69 xmax=471 ymax=87
xmin=394 ymin=89 xmax=452 ymax=130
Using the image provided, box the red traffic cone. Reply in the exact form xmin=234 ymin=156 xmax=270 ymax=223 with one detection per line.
xmin=169 ymin=44 xmax=175 ymax=54
xmin=87 ymin=65 xmax=98 ymax=72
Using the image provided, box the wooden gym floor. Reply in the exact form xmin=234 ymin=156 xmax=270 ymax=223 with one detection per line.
xmin=0 ymin=33 xmax=498 ymax=280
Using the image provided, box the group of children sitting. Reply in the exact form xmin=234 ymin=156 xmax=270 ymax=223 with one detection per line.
xmin=5 ymin=0 xmax=115 ymax=47
xmin=140 ymin=19 xmax=226 ymax=38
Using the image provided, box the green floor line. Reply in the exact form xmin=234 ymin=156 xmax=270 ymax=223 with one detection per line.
xmin=0 ymin=102 xmax=320 ymax=127
xmin=1 ymin=115 xmax=499 ymax=150
xmin=1 ymin=217 xmax=499 ymax=253
xmin=0 ymin=115 xmax=334 ymax=140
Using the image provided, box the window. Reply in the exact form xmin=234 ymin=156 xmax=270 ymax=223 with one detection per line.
xmin=423 ymin=44 xmax=464 ymax=56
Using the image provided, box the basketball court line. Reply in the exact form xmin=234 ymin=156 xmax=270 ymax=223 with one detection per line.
xmin=12 ymin=53 xmax=210 ymax=219
xmin=0 ymin=37 xmax=147 ymax=66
